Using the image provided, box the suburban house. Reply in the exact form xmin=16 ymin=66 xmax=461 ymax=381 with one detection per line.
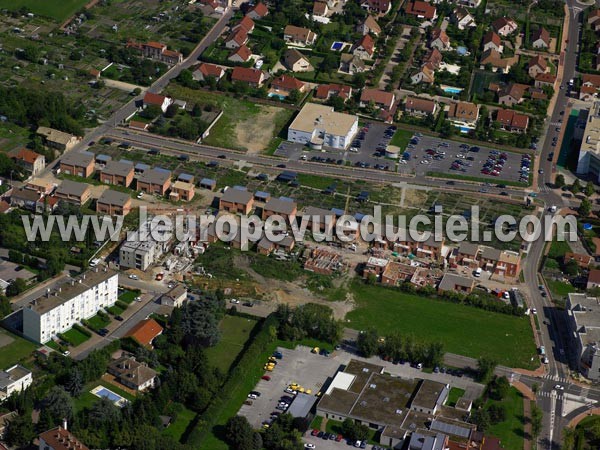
xmin=9 ymin=148 xmax=45 ymax=176
xmin=480 ymin=49 xmax=517 ymax=73
xmin=225 ymin=27 xmax=249 ymax=49
xmin=129 ymin=120 xmax=149 ymax=131
xmin=9 ymin=188 xmax=41 ymax=211
xmin=482 ymin=31 xmax=502 ymax=53
xmin=579 ymin=74 xmax=600 ymax=101
xmin=125 ymin=319 xmax=164 ymax=348
xmin=447 ymin=101 xmax=479 ymax=126
xmin=360 ymin=0 xmax=391 ymax=15
xmin=492 ymin=17 xmax=518 ymax=36
xmin=55 ymin=180 xmax=91 ymax=205
xmin=411 ymin=48 xmax=442 ymax=84
xmin=360 ymin=88 xmax=395 ymax=111
xmin=126 ymin=40 xmax=183 ymax=65
xmin=100 ymin=160 xmax=134 ymax=187
xmin=287 ymin=102 xmax=358 ymax=150
xmin=262 ymin=197 xmax=298 ymax=223
xmin=283 ymin=48 xmax=314 ymax=72
xmin=404 ymin=96 xmax=437 ymax=117
xmin=313 ymin=1 xmax=329 ymax=17
xmin=565 ymin=252 xmax=594 ymax=269
xmin=228 ymin=44 xmax=252 ymax=63
xmin=193 ymin=63 xmax=225 ymax=82
xmin=0 ymin=365 xmax=33 ymax=401
xmin=257 ymin=235 xmax=295 ymax=255
xmin=231 ymin=67 xmax=265 ymax=87
xmin=137 ymin=168 xmax=172 ymax=195
xmin=339 ymin=53 xmax=366 ymax=74
xmin=452 ymin=7 xmax=476 ymax=30
xmin=108 ymin=355 xmax=158 ymax=391
xmin=219 ymin=187 xmax=255 ymax=214
xmin=429 ymin=28 xmax=450 ymax=52
xmin=26 ymin=179 xmax=54 ymax=195
xmin=36 ymin=126 xmax=80 ymax=151
xmin=528 ymin=55 xmax=548 ymax=78
xmin=271 ymin=74 xmax=306 ymax=96
xmin=532 ymin=26 xmax=550 ymax=49
xmin=283 ymin=25 xmax=318 ymax=46
xmin=246 ymin=2 xmax=268 ymax=20
xmin=587 ymin=269 xmax=600 ymax=289
xmin=59 ymin=150 xmax=94 ymax=178
xmin=404 ymin=0 xmax=437 ymax=20
xmin=497 ymin=83 xmax=527 ymax=106
xmin=170 ymin=180 xmax=195 ymax=201
xmin=143 ymin=92 xmax=174 ymax=113
xmin=234 ymin=15 xmax=255 ymax=33
xmin=353 ymin=34 xmax=376 ymax=59
xmin=96 ymin=189 xmax=132 ymax=216
xmin=302 ymin=206 xmax=337 ymax=234
xmin=495 ymin=109 xmax=529 ymax=133
xmin=314 ymin=83 xmax=352 ymax=102
xmin=39 ymin=426 xmax=89 ymax=450
xmin=160 ymin=284 xmax=188 ymax=307
xmin=357 ymin=15 xmax=381 ymax=35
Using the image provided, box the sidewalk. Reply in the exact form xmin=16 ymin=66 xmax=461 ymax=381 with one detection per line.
xmin=512 ymin=380 xmax=535 ymax=450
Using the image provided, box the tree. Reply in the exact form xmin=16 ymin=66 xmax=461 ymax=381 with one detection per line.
xmin=341 ymin=418 xmax=369 ymax=442
xmin=488 ymin=404 xmax=506 ymax=424
xmin=586 ymin=181 xmax=596 ymax=197
xmin=476 ymin=357 xmax=497 ymax=384
xmin=488 ymin=376 xmax=510 ymax=400
xmin=472 ymin=408 xmax=490 ymax=431
xmin=571 ymin=179 xmax=582 ymax=194
xmin=356 ymin=327 xmax=379 ymax=357
xmin=288 ymin=89 xmax=301 ymax=104
xmin=224 ymin=416 xmax=260 ymax=450
xmin=440 ymin=120 xmax=455 ymax=138
xmin=531 ymin=383 xmax=539 ymax=395
xmin=319 ymin=53 xmax=338 ymax=74
xmin=139 ymin=104 xmax=162 ymax=120
xmin=0 ymin=296 xmax=10 ymax=320
xmin=180 ymin=294 xmax=224 ymax=347
xmin=564 ymin=259 xmax=580 ymax=276
xmin=554 ymin=174 xmax=565 ymax=188
xmin=6 ymin=278 xmax=26 ymax=297
xmin=579 ymin=198 xmax=592 ymax=217
xmin=562 ymin=427 xmax=576 ymax=450
xmin=42 ymin=386 xmax=74 ymax=426
xmin=4 ymin=414 xmax=35 ymax=447
xmin=164 ymin=103 xmax=179 ymax=118
xmin=352 ymin=73 xmax=366 ymax=88
xmin=531 ymin=404 xmax=543 ymax=438
xmin=64 ymin=368 xmax=83 ymax=397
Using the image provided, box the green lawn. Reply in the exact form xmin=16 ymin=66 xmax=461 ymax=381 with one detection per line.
xmin=484 ymin=387 xmax=524 ymax=450
xmin=61 ymin=328 xmax=90 ymax=347
xmin=346 ymin=283 xmax=537 ymax=368
xmin=74 ymin=380 xmax=135 ymax=412
xmin=325 ymin=418 xmax=378 ymax=445
xmin=545 ymin=279 xmax=577 ymax=298
xmin=0 ymin=328 xmax=37 ymax=368
xmin=0 ymin=0 xmax=89 ymax=21
xmin=118 ymin=290 xmax=140 ymax=304
xmin=574 ymin=415 xmax=600 ymax=449
xmin=390 ymin=129 xmax=413 ymax=150
xmin=86 ymin=313 xmax=110 ymax=331
xmin=446 ymin=387 xmax=466 ymax=407
xmin=107 ymin=304 xmax=126 ymax=316
xmin=204 ymin=315 xmax=258 ymax=373
xmin=163 ymin=406 xmax=197 ymax=442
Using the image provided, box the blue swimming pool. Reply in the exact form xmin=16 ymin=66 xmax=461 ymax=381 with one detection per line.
xmin=95 ymin=387 xmax=123 ymax=402
xmin=331 ymin=41 xmax=344 ymax=51
xmin=268 ymin=93 xmax=286 ymax=100
xmin=459 ymin=126 xmax=472 ymax=133
xmin=442 ymin=86 xmax=463 ymax=94
xmin=456 ymin=46 xmax=468 ymax=56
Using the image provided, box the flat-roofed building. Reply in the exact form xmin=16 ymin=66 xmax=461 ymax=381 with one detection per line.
xmin=577 ymin=102 xmax=600 ymax=182
xmin=96 ymin=189 xmax=132 ymax=216
xmin=22 ymin=268 xmax=118 ymax=343
xmin=566 ymin=294 xmax=600 ymax=381
xmin=0 ymin=365 xmax=33 ymax=401
xmin=288 ymin=103 xmax=358 ymax=150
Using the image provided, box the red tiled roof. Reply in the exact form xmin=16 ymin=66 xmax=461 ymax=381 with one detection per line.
xmin=10 ymin=148 xmax=42 ymax=164
xmin=143 ymin=92 xmax=167 ymax=106
xmin=363 ymin=0 xmax=390 ymax=13
xmin=529 ymin=55 xmax=547 ymax=71
xmin=272 ymin=74 xmax=305 ymax=91
xmin=405 ymin=96 xmax=436 ymax=114
xmin=314 ymin=83 xmax=352 ymax=99
xmin=431 ymin=27 xmax=449 ymax=45
xmin=0 ymin=200 xmax=10 ymax=213
xmin=125 ymin=319 xmax=164 ymax=346
xmin=146 ymin=41 xmax=166 ymax=49
xmin=355 ymin=34 xmax=375 ymax=56
xmin=496 ymin=109 xmax=529 ymax=129
xmin=198 ymin=63 xmax=224 ymax=78
xmin=231 ymin=66 xmax=264 ymax=84
xmin=129 ymin=120 xmax=149 ymax=130
xmin=535 ymin=72 xmax=556 ymax=83
xmin=483 ymin=31 xmax=501 ymax=47
xmin=247 ymin=2 xmax=268 ymax=17
xmin=360 ymin=88 xmax=395 ymax=109
xmin=405 ymin=0 xmax=436 ymax=19
xmin=492 ymin=17 xmax=517 ymax=32
xmin=39 ymin=427 xmax=89 ymax=450
xmin=532 ymin=26 xmax=550 ymax=45
xmin=226 ymin=27 xmax=248 ymax=46
xmin=582 ymin=73 xmax=600 ymax=87
xmin=229 ymin=45 xmax=252 ymax=62
xmin=162 ymin=49 xmax=182 ymax=59
xmin=235 ymin=16 xmax=255 ymax=32
xmin=313 ymin=1 xmax=328 ymax=15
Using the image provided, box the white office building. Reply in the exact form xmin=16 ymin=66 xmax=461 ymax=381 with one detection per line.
xmin=119 ymin=219 xmax=172 ymax=271
xmin=22 ymin=268 xmax=118 ymax=344
xmin=0 ymin=365 xmax=33 ymax=401
xmin=287 ymin=103 xmax=358 ymax=150
xmin=577 ymin=101 xmax=600 ymax=181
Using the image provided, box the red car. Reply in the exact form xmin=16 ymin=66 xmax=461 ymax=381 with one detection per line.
xmin=311 ymin=429 xmax=320 ymax=436
xmin=336 ymin=435 xmax=343 ymax=442
xmin=261 ymin=375 xmax=271 ymax=381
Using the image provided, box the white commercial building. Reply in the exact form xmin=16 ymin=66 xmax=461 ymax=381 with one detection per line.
xmin=22 ymin=268 xmax=118 ymax=344
xmin=577 ymin=101 xmax=600 ymax=181
xmin=287 ymin=103 xmax=358 ymax=150
xmin=0 ymin=365 xmax=32 ymax=401
xmin=119 ymin=219 xmax=172 ymax=271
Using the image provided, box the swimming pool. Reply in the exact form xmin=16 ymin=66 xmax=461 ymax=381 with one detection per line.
xmin=91 ymin=386 xmax=128 ymax=407
xmin=442 ymin=86 xmax=463 ymax=94
xmin=331 ymin=41 xmax=344 ymax=51
xmin=268 ymin=93 xmax=286 ymax=100
xmin=459 ymin=126 xmax=473 ymax=133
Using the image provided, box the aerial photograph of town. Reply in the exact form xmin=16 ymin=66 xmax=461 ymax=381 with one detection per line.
xmin=1 ymin=0 xmax=600 ymax=448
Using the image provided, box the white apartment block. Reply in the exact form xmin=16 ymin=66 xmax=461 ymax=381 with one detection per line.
xmin=119 ymin=219 xmax=172 ymax=271
xmin=22 ymin=268 xmax=118 ymax=344
xmin=0 ymin=365 xmax=32 ymax=401
xmin=577 ymin=101 xmax=600 ymax=182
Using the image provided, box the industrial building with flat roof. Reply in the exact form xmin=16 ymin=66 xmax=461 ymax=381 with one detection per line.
xmin=577 ymin=101 xmax=600 ymax=182
xmin=287 ymin=103 xmax=358 ymax=150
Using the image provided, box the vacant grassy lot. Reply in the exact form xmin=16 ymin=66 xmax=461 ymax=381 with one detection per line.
xmin=164 ymin=86 xmax=293 ymax=152
xmin=163 ymin=405 xmax=196 ymax=442
xmin=0 ymin=0 xmax=89 ymax=21
xmin=484 ymin=387 xmax=524 ymax=450
xmin=390 ymin=129 xmax=413 ymax=150
xmin=346 ymin=283 xmax=537 ymax=368
xmin=204 ymin=315 xmax=258 ymax=373
xmin=0 ymin=328 xmax=36 ymax=368
xmin=62 ymin=328 xmax=90 ymax=347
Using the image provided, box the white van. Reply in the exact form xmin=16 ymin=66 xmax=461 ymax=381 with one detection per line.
xmin=474 ymin=268 xmax=482 ymax=277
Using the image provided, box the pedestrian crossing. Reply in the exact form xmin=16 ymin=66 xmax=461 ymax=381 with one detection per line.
xmin=542 ymin=374 xmax=568 ymax=383
xmin=550 ymin=122 xmax=562 ymax=127
xmin=538 ymin=391 xmax=563 ymax=399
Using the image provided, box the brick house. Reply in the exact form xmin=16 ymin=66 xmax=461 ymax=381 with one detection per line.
xmin=137 ymin=168 xmax=172 ymax=195
xmin=219 ymin=188 xmax=254 ymax=214
xmin=96 ymin=189 xmax=132 ymax=216
xmin=59 ymin=151 xmax=95 ymax=178
xmin=100 ymin=160 xmax=134 ymax=187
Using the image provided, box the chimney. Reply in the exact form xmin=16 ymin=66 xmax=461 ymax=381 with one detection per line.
xmin=62 ymin=418 xmax=68 ymax=431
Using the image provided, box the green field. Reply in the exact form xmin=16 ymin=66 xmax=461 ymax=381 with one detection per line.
xmin=484 ymin=387 xmax=524 ymax=450
xmin=163 ymin=406 xmax=196 ymax=442
xmin=390 ymin=129 xmax=413 ymax=150
xmin=86 ymin=313 xmax=110 ymax=331
xmin=62 ymin=328 xmax=90 ymax=347
xmin=573 ymin=415 xmax=600 ymax=449
xmin=0 ymin=0 xmax=89 ymax=21
xmin=204 ymin=315 xmax=258 ymax=373
xmin=346 ymin=284 xmax=537 ymax=368
xmin=118 ymin=290 xmax=140 ymax=304
xmin=0 ymin=328 xmax=36 ymax=368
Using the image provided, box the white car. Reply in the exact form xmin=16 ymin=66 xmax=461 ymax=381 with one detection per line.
xmin=136 ymin=192 xmax=143 ymax=199
xmin=255 ymin=60 xmax=264 ymax=69
xmin=128 ymin=274 xmax=138 ymax=280
xmin=134 ymin=296 xmax=141 ymax=302
xmin=230 ymin=299 xmax=240 ymax=304
xmin=248 ymin=393 xmax=258 ymax=399
xmin=555 ymin=385 xmax=564 ymax=390
xmin=278 ymin=401 xmax=289 ymax=407
xmin=304 ymin=445 xmax=316 ymax=449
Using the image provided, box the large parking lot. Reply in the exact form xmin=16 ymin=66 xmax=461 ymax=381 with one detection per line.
xmin=401 ymin=134 xmax=532 ymax=183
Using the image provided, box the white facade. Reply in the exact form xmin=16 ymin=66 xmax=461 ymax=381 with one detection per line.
xmin=0 ymin=365 xmax=33 ymax=401
xmin=119 ymin=220 xmax=172 ymax=271
xmin=22 ymin=269 xmax=118 ymax=343
xmin=577 ymin=102 xmax=600 ymax=182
